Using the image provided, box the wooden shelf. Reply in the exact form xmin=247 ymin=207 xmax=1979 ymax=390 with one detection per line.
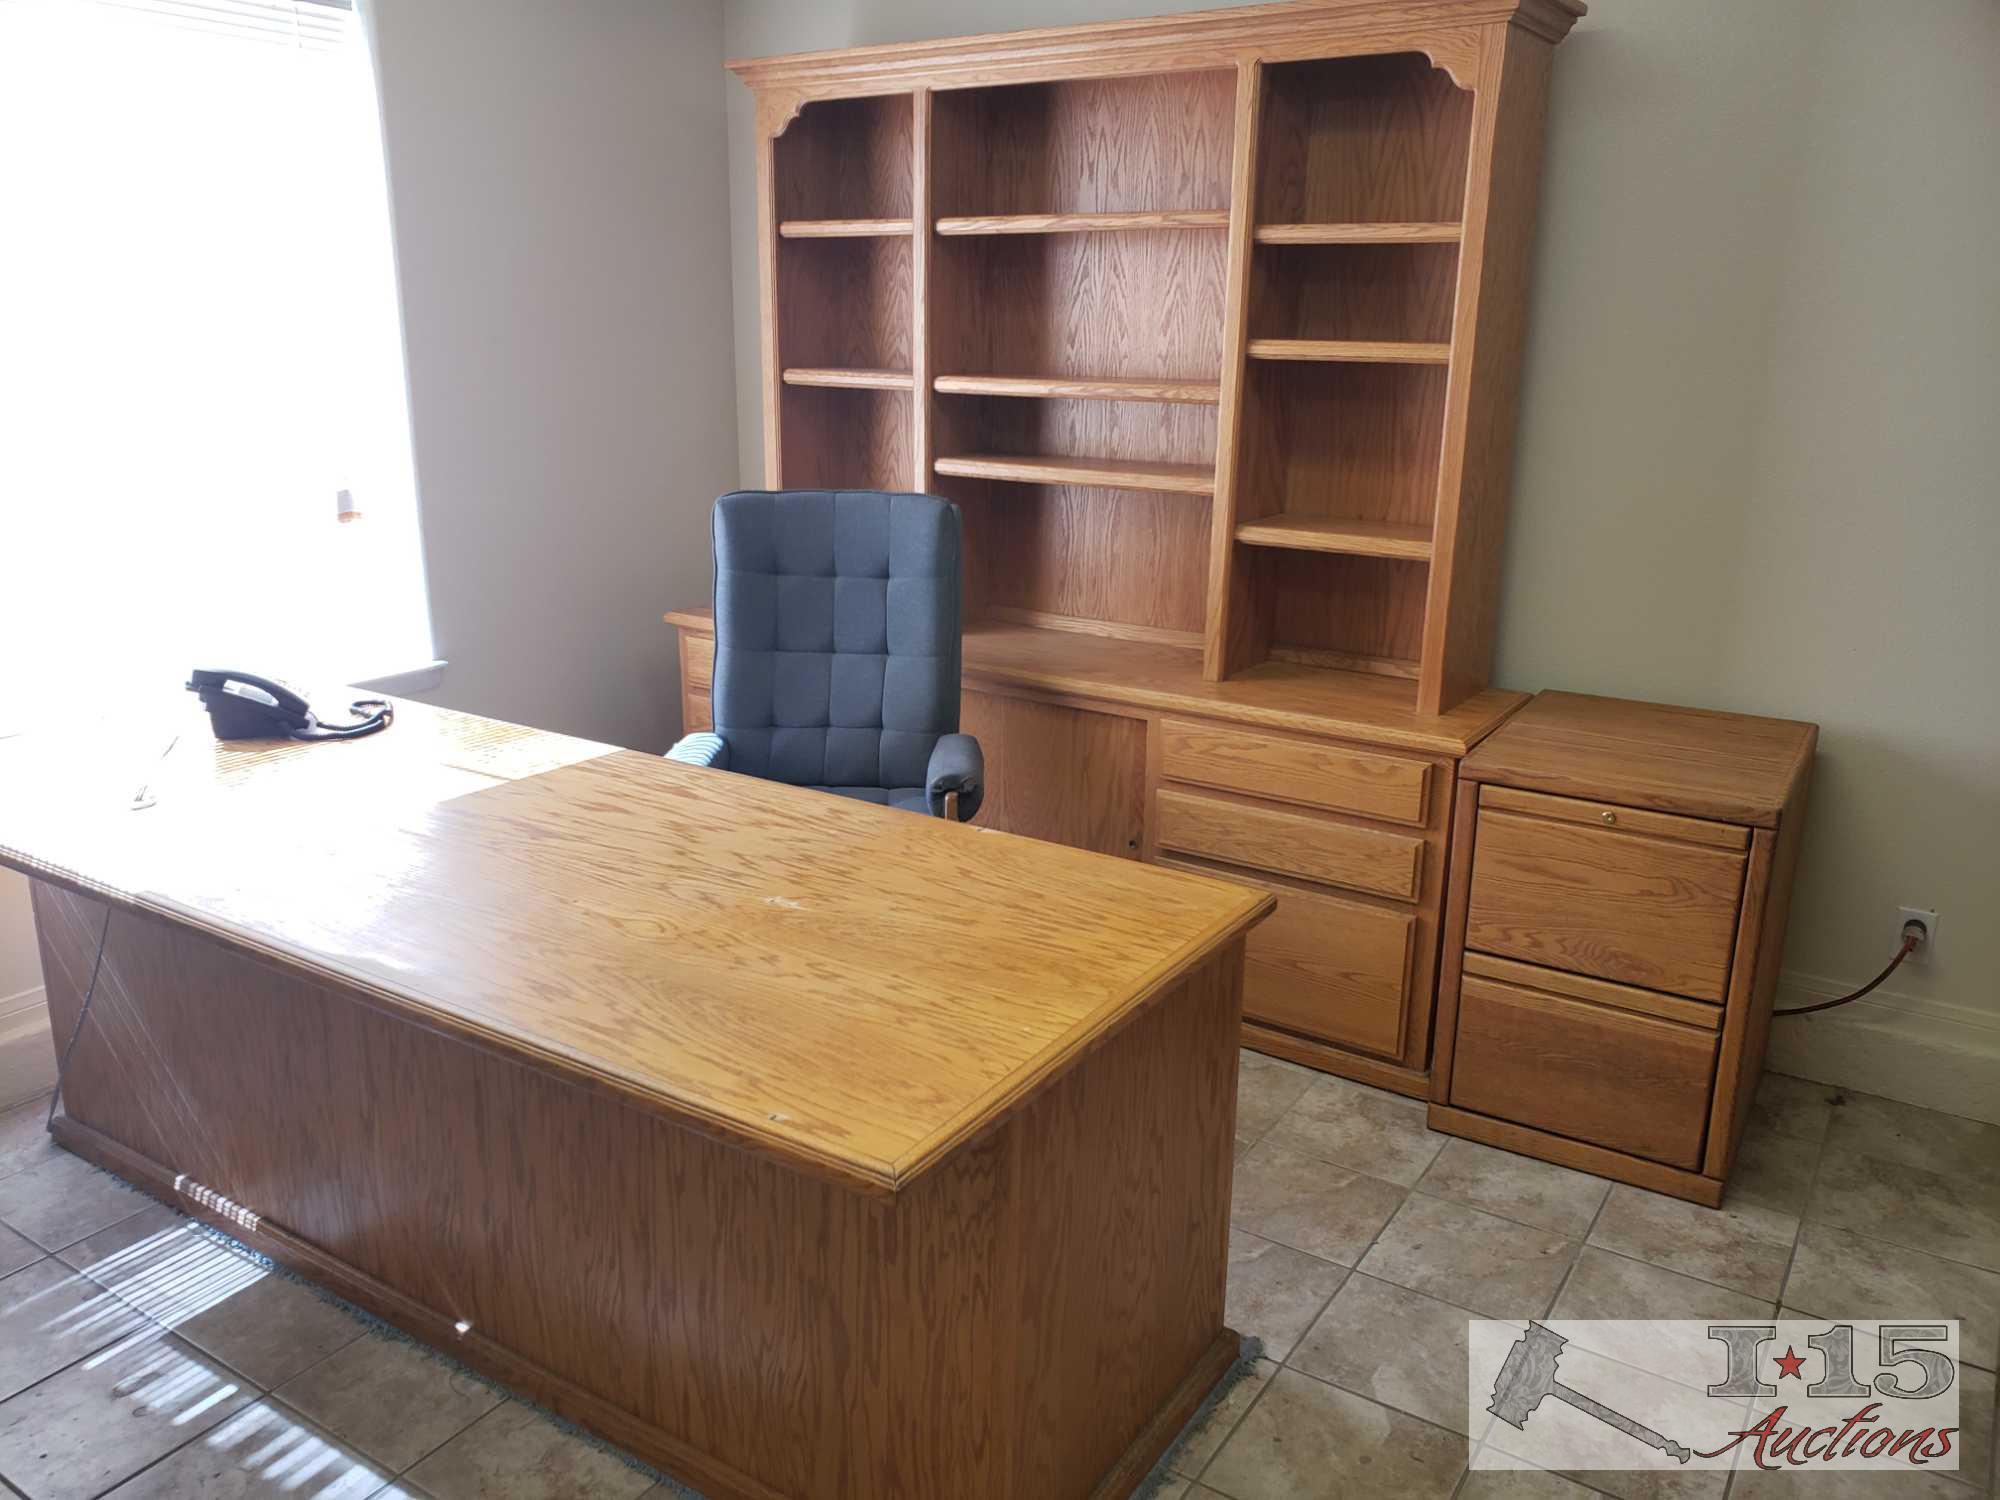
xmin=1254 ymin=222 xmax=1462 ymax=245
xmin=782 ymin=368 xmax=914 ymax=392
xmin=1247 ymin=339 xmax=1452 ymax=365
xmin=934 ymin=453 xmax=1215 ymax=495
xmin=1235 ymin=516 xmax=1434 ymax=561
xmin=935 ymin=211 xmax=1230 ymax=236
xmin=933 ymin=374 xmax=1221 ymax=405
xmin=778 ymin=218 xmax=914 ymax=238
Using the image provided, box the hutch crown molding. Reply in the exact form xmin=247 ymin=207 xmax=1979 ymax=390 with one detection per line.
xmin=670 ymin=0 xmax=1585 ymax=1095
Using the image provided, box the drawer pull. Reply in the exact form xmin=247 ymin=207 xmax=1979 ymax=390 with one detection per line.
xmin=1601 ymin=810 xmax=1617 ymax=826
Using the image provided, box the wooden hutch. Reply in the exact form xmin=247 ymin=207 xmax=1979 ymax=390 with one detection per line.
xmin=668 ymin=0 xmax=1584 ymax=1096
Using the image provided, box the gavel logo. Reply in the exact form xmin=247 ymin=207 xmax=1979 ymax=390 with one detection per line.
xmin=1488 ymin=1323 xmax=1693 ymax=1464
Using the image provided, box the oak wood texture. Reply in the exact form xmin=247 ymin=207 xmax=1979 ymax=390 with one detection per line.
xmin=958 ymin=688 xmax=1148 ymax=858
xmin=935 ymin=452 xmax=1215 ymax=495
xmin=29 ymin=868 xmax=1253 ymax=1500
xmin=1234 ymin=515 xmax=1435 ymax=560
xmin=1254 ymin=221 xmax=1463 ymax=243
xmin=1464 ymin=807 xmax=1748 ymax=1002
xmin=781 ymin=366 xmax=914 ymax=390
xmin=1157 ymin=786 xmax=1422 ymax=901
xmin=1160 ymin=856 xmax=1412 ymax=1058
xmin=1429 ymin=693 xmax=1815 ymax=1207
xmin=1477 ymin=784 xmax=1751 ymax=850
xmin=934 ymin=373 xmax=1222 ymax=404
xmin=0 ymin=699 xmax=1267 ymax=1199
xmin=778 ymin=218 xmax=914 ymax=238
xmin=1159 ymin=716 xmax=1430 ymax=825
xmin=1246 ymin=337 xmax=1452 ymax=363
xmin=1449 ymin=973 xmax=1719 ymax=1170
xmin=668 ymin=605 xmax=1526 ymax=757
xmin=1460 ymin=690 xmax=1820 ymax=827
xmin=936 ymin=211 xmax=1231 ymax=235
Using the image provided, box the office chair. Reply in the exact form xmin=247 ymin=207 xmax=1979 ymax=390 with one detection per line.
xmin=666 ymin=490 xmax=984 ymax=821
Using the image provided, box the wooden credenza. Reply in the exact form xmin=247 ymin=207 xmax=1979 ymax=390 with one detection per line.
xmin=670 ymin=608 xmax=1523 ymax=1095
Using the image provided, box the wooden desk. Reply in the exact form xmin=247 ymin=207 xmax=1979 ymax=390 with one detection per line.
xmin=0 ymin=700 xmax=1269 ymax=1500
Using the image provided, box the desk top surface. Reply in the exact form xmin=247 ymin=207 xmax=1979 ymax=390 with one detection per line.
xmin=0 ymin=700 xmax=1267 ymax=1194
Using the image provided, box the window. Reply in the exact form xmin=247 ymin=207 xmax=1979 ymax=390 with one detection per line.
xmin=0 ymin=0 xmax=434 ymax=721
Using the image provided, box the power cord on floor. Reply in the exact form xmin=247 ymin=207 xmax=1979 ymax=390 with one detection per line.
xmin=1772 ymin=918 xmax=1927 ymax=1017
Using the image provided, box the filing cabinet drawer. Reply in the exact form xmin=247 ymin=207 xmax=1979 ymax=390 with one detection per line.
xmin=1156 ymin=787 xmax=1424 ymax=901
xmin=1158 ymin=718 xmax=1430 ymax=826
xmin=1465 ymin=797 xmax=1747 ymax=1001
xmin=1159 ymin=857 xmax=1413 ymax=1059
xmin=1449 ymin=971 xmax=1719 ymax=1169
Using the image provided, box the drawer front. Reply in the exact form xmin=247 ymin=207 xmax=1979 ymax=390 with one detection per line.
xmin=1158 ymin=858 xmax=1413 ymax=1058
xmin=1159 ymin=718 xmax=1429 ymax=826
xmin=1449 ymin=973 xmax=1719 ymax=1169
xmin=1157 ymin=787 xmax=1424 ymax=901
xmin=1466 ymin=807 xmax=1746 ymax=1001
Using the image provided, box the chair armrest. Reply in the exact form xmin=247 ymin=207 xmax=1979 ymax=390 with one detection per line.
xmin=926 ymin=733 xmax=984 ymax=821
xmin=665 ymin=732 xmax=729 ymax=771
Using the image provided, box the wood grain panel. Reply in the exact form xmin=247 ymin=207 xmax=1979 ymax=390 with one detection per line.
xmin=1466 ymin=808 xmax=1747 ymax=1003
xmin=780 ymin=386 xmax=914 ymax=493
xmin=932 ymin=71 xmax=1236 ymax=219
xmin=1462 ymin=951 xmax=1721 ymax=1030
xmin=1268 ymin=551 xmax=1430 ymax=672
xmin=777 ymin=234 xmax=912 ymax=373
xmin=1255 ymin=52 xmax=1473 ymax=225
xmin=1448 ymin=972 xmax=1719 ymax=1170
xmin=1157 ymin=856 xmax=1412 ymax=1059
xmin=32 ymin=882 xmax=1248 ymax=1500
xmin=1249 ymin=243 xmax=1459 ymax=344
xmin=957 ymin=689 xmax=1147 ymax=858
xmin=1156 ymin=786 xmax=1422 ymax=900
xmin=970 ymin=484 xmax=1212 ymax=638
xmin=937 ymin=390 xmax=1218 ymax=468
xmin=1238 ymin=360 xmax=1448 ymax=531
xmin=775 ymin=93 xmax=913 ymax=222
xmin=1159 ymin=717 xmax=1429 ymax=824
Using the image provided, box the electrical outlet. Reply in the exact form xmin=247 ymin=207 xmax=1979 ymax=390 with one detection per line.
xmin=1898 ymin=906 xmax=1938 ymax=965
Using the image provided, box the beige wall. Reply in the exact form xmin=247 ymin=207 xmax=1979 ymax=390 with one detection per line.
xmin=722 ymin=0 xmax=2000 ymax=1110
xmin=372 ymin=0 xmax=739 ymax=752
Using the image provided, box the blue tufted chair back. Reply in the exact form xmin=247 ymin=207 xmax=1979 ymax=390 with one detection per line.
xmin=708 ymin=490 xmax=964 ymax=795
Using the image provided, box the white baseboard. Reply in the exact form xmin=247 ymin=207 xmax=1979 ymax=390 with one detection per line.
xmin=0 ymin=987 xmax=55 ymax=1111
xmin=1764 ymin=969 xmax=2000 ymax=1125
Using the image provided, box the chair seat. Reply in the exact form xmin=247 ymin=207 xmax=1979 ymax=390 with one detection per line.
xmin=815 ymin=785 xmax=931 ymax=815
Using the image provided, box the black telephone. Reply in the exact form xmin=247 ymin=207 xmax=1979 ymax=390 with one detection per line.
xmin=186 ymin=669 xmax=394 ymax=742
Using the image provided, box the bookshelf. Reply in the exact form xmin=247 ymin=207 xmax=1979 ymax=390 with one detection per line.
xmin=686 ymin=0 xmax=1584 ymax=1095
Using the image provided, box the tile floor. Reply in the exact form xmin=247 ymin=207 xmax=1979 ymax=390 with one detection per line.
xmin=1 ymin=1060 xmax=1995 ymax=1499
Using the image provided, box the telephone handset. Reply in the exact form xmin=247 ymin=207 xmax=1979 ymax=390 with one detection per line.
xmin=186 ymin=669 xmax=394 ymax=742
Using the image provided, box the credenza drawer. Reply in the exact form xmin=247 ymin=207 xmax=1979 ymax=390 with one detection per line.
xmin=1156 ymin=787 xmax=1423 ymax=901
xmin=1448 ymin=971 xmax=1719 ymax=1169
xmin=1159 ymin=857 xmax=1413 ymax=1059
xmin=1158 ymin=718 xmax=1430 ymax=825
xmin=1465 ymin=800 xmax=1747 ymax=1002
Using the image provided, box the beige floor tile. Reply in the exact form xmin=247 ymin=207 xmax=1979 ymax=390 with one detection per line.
xmin=0 ymin=1147 xmax=149 ymax=1251
xmin=1546 ymin=1246 xmax=1776 ymax=1383
xmin=1202 ymin=1367 xmax=1465 ymax=1500
xmin=0 ymin=1257 xmax=151 ymax=1403
xmin=1415 ymin=1138 xmax=1611 ymax=1238
xmin=1960 ymin=1362 xmax=1993 ymax=1492
xmin=1358 ymin=1194 xmax=1576 ymax=1320
xmin=100 ymin=1398 xmax=395 ymax=1498
xmin=0 ymin=1221 xmax=39 ymax=1278
xmin=1824 ymin=1092 xmax=2000 ymax=1189
xmin=1784 ymin=1222 xmax=2000 ymax=1372
xmin=1809 ymin=1146 xmax=2000 ymax=1272
xmin=1264 ymin=1077 xmax=1447 ymax=1188
xmin=176 ymin=1274 xmax=369 ymax=1391
xmin=1225 ymin=1230 xmax=1347 ymax=1362
xmin=1230 ymin=1140 xmax=1406 ymax=1267
xmin=1746 ymin=1074 xmax=1842 ymax=1145
xmin=1235 ymin=1051 xmax=1317 ymax=1154
xmin=55 ymin=1200 xmax=186 ymax=1273
xmin=274 ymin=1331 xmax=503 ymax=1473
xmin=0 ymin=1094 xmax=57 ymax=1182
xmin=1588 ymin=1187 xmax=1796 ymax=1301
xmin=1169 ymin=1357 xmax=1277 ymax=1479
xmin=0 ymin=1329 xmax=255 ymax=1500
xmin=1148 ymin=1479 xmax=1193 ymax=1500
xmin=1728 ymin=1470 xmax=1980 ymax=1498
xmin=1291 ymin=1273 xmax=1488 ymax=1434
xmin=1727 ymin=1128 xmax=1821 ymax=1221
xmin=408 ymin=1401 xmax=659 ymax=1500
xmin=1459 ymin=1465 xmax=1607 ymax=1498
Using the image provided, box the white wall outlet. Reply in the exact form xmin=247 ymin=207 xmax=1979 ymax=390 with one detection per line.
xmin=1898 ymin=906 xmax=1938 ymax=965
